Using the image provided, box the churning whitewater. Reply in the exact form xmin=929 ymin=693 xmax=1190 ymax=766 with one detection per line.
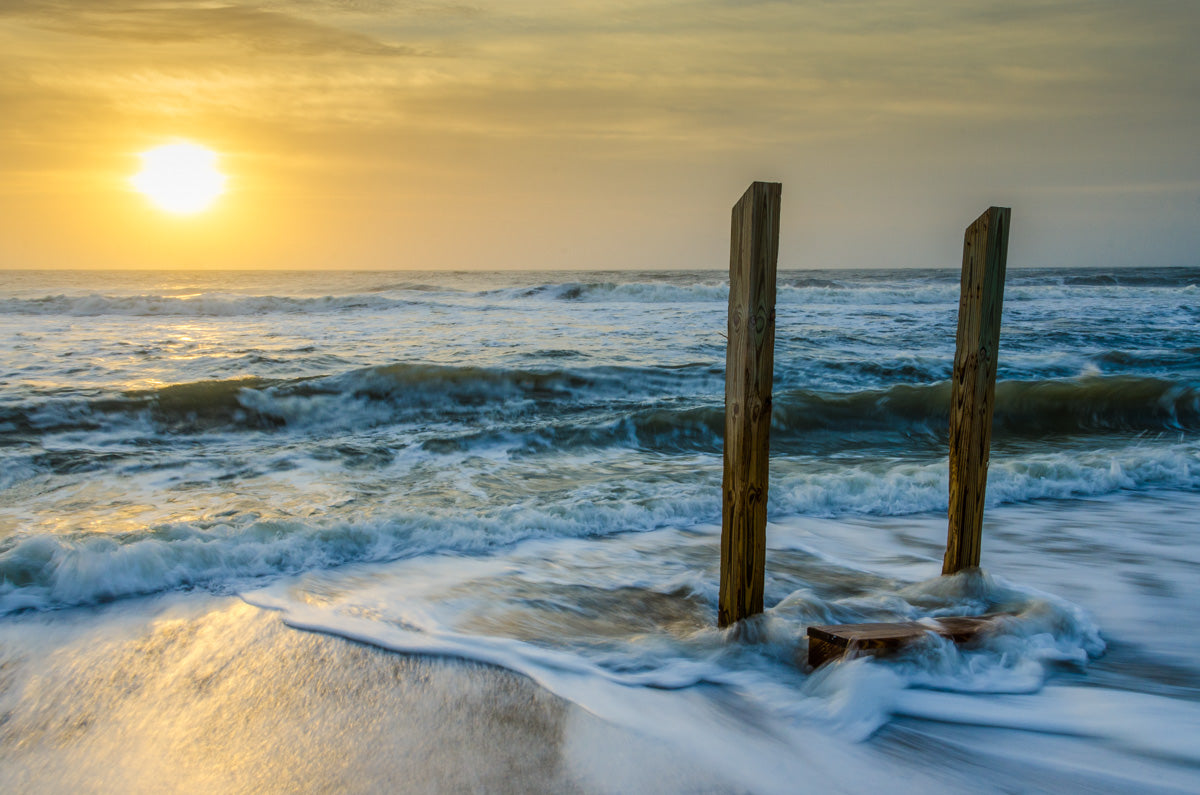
xmin=1 ymin=267 xmax=1198 ymax=793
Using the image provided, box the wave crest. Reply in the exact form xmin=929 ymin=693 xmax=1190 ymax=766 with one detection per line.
xmin=6 ymin=369 xmax=1197 ymax=448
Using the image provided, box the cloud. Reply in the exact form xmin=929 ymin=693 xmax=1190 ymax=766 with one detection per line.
xmin=0 ymin=0 xmax=1198 ymax=270
xmin=1 ymin=0 xmax=422 ymax=57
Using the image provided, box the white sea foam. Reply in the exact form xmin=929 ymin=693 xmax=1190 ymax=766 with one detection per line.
xmin=232 ymin=517 xmax=1164 ymax=788
xmin=3 ymin=437 xmax=1197 ymax=614
xmin=894 ymin=686 xmax=1200 ymax=764
xmin=771 ymin=441 xmax=1200 ymax=516
xmin=0 ymin=490 xmax=718 ymax=614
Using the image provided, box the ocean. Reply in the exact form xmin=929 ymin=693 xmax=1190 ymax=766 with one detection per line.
xmin=1 ymin=267 xmax=1198 ymax=793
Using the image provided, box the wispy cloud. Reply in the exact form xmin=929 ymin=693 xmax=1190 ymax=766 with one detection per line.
xmin=1 ymin=0 xmax=422 ymax=56
xmin=0 ymin=0 xmax=1197 ymax=268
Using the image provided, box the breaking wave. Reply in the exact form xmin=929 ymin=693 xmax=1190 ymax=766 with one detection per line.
xmin=5 ymin=365 xmax=1196 ymax=449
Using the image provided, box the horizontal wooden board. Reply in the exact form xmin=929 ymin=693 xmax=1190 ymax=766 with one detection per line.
xmin=806 ymin=614 xmax=1007 ymax=668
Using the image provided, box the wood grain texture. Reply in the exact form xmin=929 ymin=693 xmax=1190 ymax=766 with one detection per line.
xmin=719 ymin=181 xmax=781 ymax=628
xmin=943 ymin=206 xmax=1011 ymax=575
xmin=806 ymin=614 xmax=1009 ymax=668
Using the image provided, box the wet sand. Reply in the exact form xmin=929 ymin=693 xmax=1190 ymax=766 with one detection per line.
xmin=0 ymin=595 xmax=735 ymax=794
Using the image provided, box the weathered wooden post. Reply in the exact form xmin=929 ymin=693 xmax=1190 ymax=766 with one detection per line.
xmin=943 ymin=206 xmax=1011 ymax=575
xmin=719 ymin=181 xmax=781 ymax=627
xmin=803 ymin=205 xmax=1012 ymax=665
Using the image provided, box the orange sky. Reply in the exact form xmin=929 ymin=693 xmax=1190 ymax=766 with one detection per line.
xmin=1 ymin=1 xmax=1198 ymax=270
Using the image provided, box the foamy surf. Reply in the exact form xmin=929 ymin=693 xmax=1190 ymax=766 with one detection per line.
xmin=3 ymin=267 xmax=1198 ymax=792
xmin=228 ymin=501 xmax=1200 ymax=791
xmin=4 ymin=444 xmax=1199 ymax=616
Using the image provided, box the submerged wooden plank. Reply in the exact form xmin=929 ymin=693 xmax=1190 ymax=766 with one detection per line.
xmin=806 ymin=615 xmax=1006 ymax=668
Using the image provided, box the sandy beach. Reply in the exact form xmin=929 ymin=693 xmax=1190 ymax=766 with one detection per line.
xmin=2 ymin=596 xmax=648 ymax=794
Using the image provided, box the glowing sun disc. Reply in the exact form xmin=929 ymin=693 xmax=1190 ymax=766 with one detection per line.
xmin=131 ymin=143 xmax=226 ymax=214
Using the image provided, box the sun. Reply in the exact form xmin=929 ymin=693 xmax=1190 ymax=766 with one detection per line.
xmin=131 ymin=143 xmax=227 ymax=214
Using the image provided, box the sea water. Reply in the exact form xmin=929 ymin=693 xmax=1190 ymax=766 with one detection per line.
xmin=1 ymin=268 xmax=1198 ymax=792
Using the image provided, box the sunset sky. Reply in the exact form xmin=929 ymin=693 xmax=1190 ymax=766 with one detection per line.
xmin=1 ymin=1 xmax=1197 ymax=271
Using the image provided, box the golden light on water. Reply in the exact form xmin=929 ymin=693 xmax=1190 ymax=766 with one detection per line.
xmin=131 ymin=143 xmax=227 ymax=215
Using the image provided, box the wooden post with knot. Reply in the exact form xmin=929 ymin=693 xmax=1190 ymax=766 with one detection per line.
xmin=719 ymin=181 xmax=781 ymax=627
xmin=943 ymin=206 xmax=1011 ymax=575
xmin=803 ymin=204 xmax=1014 ymax=667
